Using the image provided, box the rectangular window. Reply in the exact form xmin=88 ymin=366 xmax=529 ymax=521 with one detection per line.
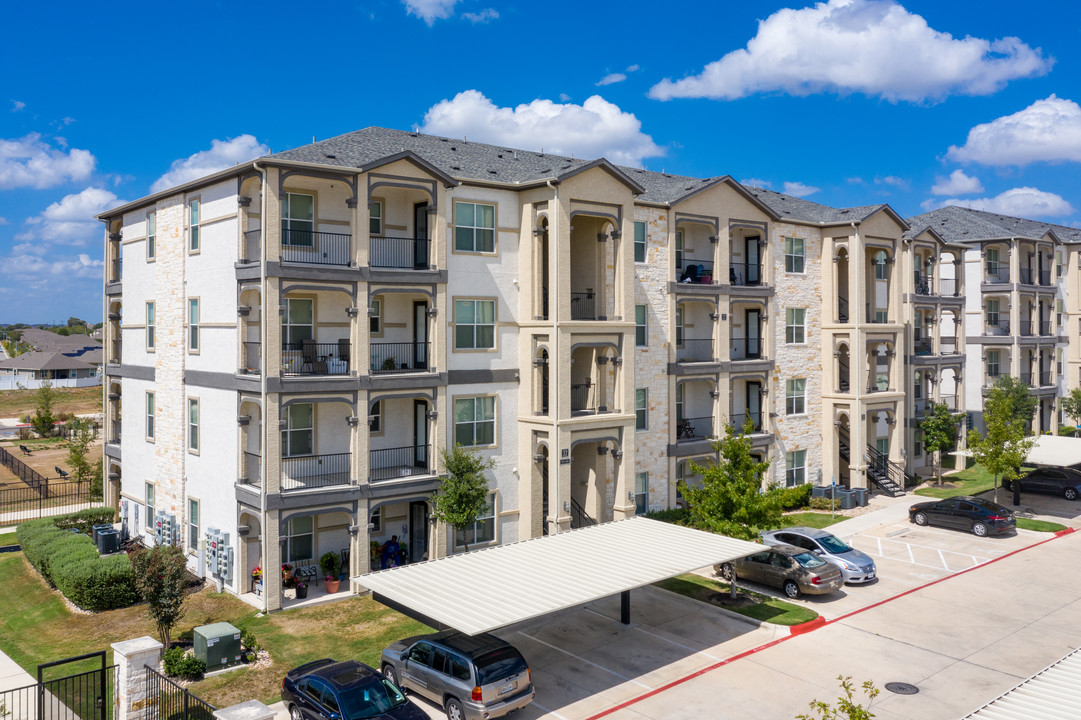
xmin=282 ymin=516 xmax=313 ymax=563
xmin=370 ymin=507 xmax=381 ymax=533
xmin=455 ymin=396 xmax=495 ymax=447
xmin=635 ymin=388 xmax=648 ymax=430
xmin=455 ymin=492 xmax=495 ymax=548
xmin=874 ymin=253 xmax=888 ymax=280
xmin=146 ymin=391 xmax=155 ymax=440
xmin=369 ymin=297 xmax=382 ymax=335
xmin=454 ymin=299 xmax=496 ymax=349
xmin=675 ymin=382 xmax=684 ymax=421
xmin=282 ymin=193 xmax=314 ymax=246
xmin=282 ymin=403 xmax=313 ymax=457
xmin=784 ymin=237 xmax=805 ymax=273
xmin=635 ymin=305 xmax=647 ymax=347
xmin=188 ymin=398 xmax=199 ymax=453
xmin=454 ymin=202 xmax=495 ymax=253
xmin=875 ymin=310 xmax=888 ymax=324
xmin=785 ymin=308 xmax=806 ymax=344
xmin=914 ymin=372 xmax=922 ymax=399
xmin=145 ymin=483 xmax=155 ymax=530
xmin=1057 ymin=300 xmax=1064 ymax=329
xmin=675 ymin=230 xmax=684 ymax=269
xmin=368 ymin=200 xmax=383 ymax=235
xmin=283 ymin=298 xmax=314 ymax=348
xmin=986 ymin=247 xmax=999 ymax=275
xmin=675 ymin=305 xmax=684 ymax=347
xmin=1059 ymin=349 xmax=1064 ymax=376
xmin=188 ymin=199 xmax=200 ymax=252
xmin=1057 ymin=252 xmax=1064 ymax=278
xmin=188 ymin=299 xmax=199 ymax=352
xmin=785 ymin=450 xmax=806 ymax=487
xmin=986 ymin=299 xmax=999 ymax=328
xmin=633 ymin=221 xmax=646 ymax=263
xmin=188 ymin=498 xmax=199 ymax=550
xmin=368 ymin=400 xmax=382 ymax=433
xmin=785 ymin=379 xmax=806 ymax=415
xmin=146 ymin=302 xmax=155 ymax=350
xmin=987 ymin=350 xmax=1000 ymax=378
xmin=146 ymin=211 xmax=156 ymax=260
xmin=634 ymin=472 xmax=648 ymax=515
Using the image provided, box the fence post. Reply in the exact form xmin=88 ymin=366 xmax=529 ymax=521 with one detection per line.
xmin=213 ymin=700 xmax=276 ymax=720
xmin=111 ymin=637 xmax=162 ymax=720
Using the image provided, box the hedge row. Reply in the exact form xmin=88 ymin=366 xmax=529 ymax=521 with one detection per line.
xmin=17 ymin=511 xmax=139 ymax=611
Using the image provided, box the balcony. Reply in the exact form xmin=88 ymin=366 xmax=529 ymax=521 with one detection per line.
xmin=941 ymin=394 xmax=958 ymax=410
xmin=370 ymin=342 xmax=431 ymax=374
xmin=281 ymin=452 xmax=350 ymax=492
xmin=109 ymin=421 xmax=121 ymax=445
xmin=914 ymin=274 xmax=931 ymax=295
xmin=676 ymin=260 xmax=716 ymax=285
xmin=676 ymin=339 xmax=715 ymax=363
xmin=729 ymin=337 xmax=764 ymax=361
xmin=1040 ymin=321 xmax=1053 ymax=336
xmin=913 ymin=338 xmax=932 ymax=356
xmin=1020 ymin=371 xmax=1034 ymax=387
xmin=242 ymin=229 xmax=261 ymax=263
xmin=370 ymin=445 xmax=430 ymax=482
xmin=110 ymin=340 xmax=122 ymax=364
xmin=571 ymin=383 xmax=597 ymax=414
xmin=1039 ymin=370 xmax=1053 ymax=386
xmin=110 ymin=257 xmax=122 ymax=284
xmin=1019 ymin=321 xmax=1034 ymax=337
xmin=281 ymin=342 xmax=351 ymax=377
xmin=570 ymin=292 xmax=596 ymax=321
xmin=1039 ymin=269 xmax=1052 ymax=286
xmin=241 ymin=342 xmax=261 ymax=375
xmin=984 ymin=371 xmax=1003 ymax=389
xmin=677 ymin=415 xmax=715 ymax=442
xmin=984 ymin=322 xmax=1010 ymax=337
xmin=281 ymin=229 xmax=352 ymax=266
xmin=242 ymin=452 xmax=261 ymax=489
xmin=728 ymin=412 xmax=762 ymax=434
xmin=370 ymin=236 xmax=431 ymax=270
xmin=984 ymin=269 xmax=1009 ymax=284
xmin=730 ymin=263 xmax=763 ymax=287
xmin=913 ymin=399 xmax=928 ymax=417
xmin=939 ymin=278 xmax=959 ymax=296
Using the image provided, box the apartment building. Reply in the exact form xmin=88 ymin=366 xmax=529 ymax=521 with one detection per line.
xmin=99 ymin=127 xmax=1075 ymax=611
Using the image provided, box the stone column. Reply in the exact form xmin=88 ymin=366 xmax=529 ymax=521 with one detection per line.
xmin=111 ymin=636 xmax=162 ymax=720
xmin=214 ymin=700 xmax=276 ymax=720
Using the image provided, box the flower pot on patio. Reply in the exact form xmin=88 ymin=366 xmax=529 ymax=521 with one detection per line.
xmin=325 ymin=578 xmax=341 ymax=594
xmin=295 ymin=583 xmax=308 ymax=599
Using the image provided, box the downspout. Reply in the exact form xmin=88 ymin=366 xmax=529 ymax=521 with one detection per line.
xmin=851 ymin=221 xmax=863 ymax=489
xmin=253 ymin=160 xmax=268 ymax=611
xmin=547 ymin=179 xmax=560 ymax=532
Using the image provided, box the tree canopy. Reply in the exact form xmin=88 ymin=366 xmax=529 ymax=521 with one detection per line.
xmin=431 ymin=444 xmax=495 ymax=552
xmin=919 ymin=402 xmax=959 ymax=486
xmin=967 ymin=377 xmax=1036 ymax=504
xmin=130 ymin=544 xmax=190 ymax=649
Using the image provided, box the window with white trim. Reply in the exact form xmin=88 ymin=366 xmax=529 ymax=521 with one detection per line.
xmin=369 ymin=297 xmax=382 ymax=335
xmin=987 ymin=350 xmax=1000 ymax=378
xmin=188 ymin=498 xmax=200 ymax=550
xmin=454 ymin=299 xmax=495 ymax=349
xmin=635 ymin=305 xmax=647 ymax=347
xmin=282 ymin=193 xmax=314 ymax=246
xmin=455 ymin=396 xmax=495 ymax=447
xmin=188 ymin=199 xmax=200 ymax=252
xmin=633 ymin=221 xmax=646 ymax=263
xmin=188 ymin=398 xmax=199 ymax=453
xmin=454 ymin=202 xmax=495 ymax=252
xmin=188 ymin=299 xmax=199 ymax=352
xmin=146 ymin=302 xmax=155 ymax=350
xmin=368 ymin=200 xmax=383 ymax=235
xmin=784 ymin=237 xmax=805 ymax=273
xmin=146 ymin=391 xmax=155 ymax=441
xmin=986 ymin=298 xmax=999 ymax=328
xmin=282 ymin=403 xmax=313 ymax=457
xmin=282 ymin=516 xmax=313 ymax=563
xmin=874 ymin=251 xmax=888 ymax=280
xmin=146 ymin=211 xmax=156 ymax=260
xmin=785 ymin=379 xmax=805 ymax=415
xmin=986 ymin=247 xmax=1000 ymax=276
xmin=283 ymin=298 xmax=313 ymax=347
xmin=368 ymin=400 xmax=382 ymax=433
xmin=145 ymin=482 xmax=155 ymax=529
xmin=635 ymin=389 xmax=648 ymax=430
xmin=785 ymin=450 xmax=806 ymax=487
xmin=370 ymin=507 xmax=382 ymax=533
xmin=455 ymin=492 xmax=495 ymax=548
xmin=785 ymin=308 xmax=806 ymax=344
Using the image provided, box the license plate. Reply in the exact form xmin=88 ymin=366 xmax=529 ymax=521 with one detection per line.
xmin=867 ymin=572 xmax=875 ymax=579
xmin=499 ymin=681 xmax=518 ymax=696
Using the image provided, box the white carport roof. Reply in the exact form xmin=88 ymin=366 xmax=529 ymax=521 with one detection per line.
xmin=963 ymin=645 xmax=1081 ymax=719
xmin=1025 ymin=435 xmax=1081 ymax=468
xmin=355 ymin=516 xmax=762 ymax=636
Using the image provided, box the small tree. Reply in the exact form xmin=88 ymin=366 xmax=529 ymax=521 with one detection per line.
xmin=968 ymin=382 xmax=1035 ymax=505
xmin=130 ymin=544 xmax=189 ymax=649
xmin=431 ymin=445 xmax=495 ymax=552
xmin=1060 ymin=387 xmax=1081 ymax=437
xmin=919 ymin=403 xmax=958 ymax=486
xmin=798 ymin=675 xmax=879 ymax=720
xmin=996 ymin=374 xmax=1038 ymax=427
xmin=65 ymin=418 xmax=97 ymax=487
xmin=31 ymin=380 xmax=58 ymax=437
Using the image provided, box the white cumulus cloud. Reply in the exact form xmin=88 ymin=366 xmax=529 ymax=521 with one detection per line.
xmin=151 ymin=134 xmax=269 ymax=193
xmin=462 ymin=8 xmax=498 ymax=23
xmin=10 ymin=100 xmax=25 ymax=112
xmin=931 ymin=169 xmax=984 ymax=195
xmin=418 ymin=90 xmax=664 ymax=167
xmin=876 ymin=175 xmax=909 ymax=190
xmin=649 ymin=0 xmax=1051 ymax=102
xmin=922 ymin=187 xmax=1075 ymax=217
xmin=947 ymin=95 xmax=1081 ymax=166
xmin=783 ymin=181 xmax=820 ymax=197
xmin=18 ymin=187 xmax=123 ymax=247
xmin=596 ymin=73 xmax=627 ymax=86
xmin=402 ymin=0 xmax=458 ymax=25
xmin=0 ymin=133 xmax=95 ymax=189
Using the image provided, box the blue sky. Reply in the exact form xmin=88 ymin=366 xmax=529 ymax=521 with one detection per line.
xmin=3 ymin=0 xmax=1080 ymax=323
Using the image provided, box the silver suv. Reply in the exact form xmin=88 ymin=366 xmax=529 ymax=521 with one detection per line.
xmin=380 ymin=631 xmax=534 ymax=720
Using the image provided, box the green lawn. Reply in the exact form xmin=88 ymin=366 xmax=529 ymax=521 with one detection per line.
xmin=654 ymin=573 xmax=819 ymax=626
xmin=914 ymin=463 xmax=999 ymax=498
xmin=1016 ymin=518 xmax=1068 ymax=533
xmin=782 ymin=512 xmax=845 ymax=529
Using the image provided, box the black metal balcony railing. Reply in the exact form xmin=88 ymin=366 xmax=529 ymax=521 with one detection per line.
xmin=110 ymin=421 xmax=121 ymax=445
xmin=677 ymin=415 xmax=714 ymax=441
xmin=242 ymin=229 xmax=261 ymax=263
xmin=939 ymin=278 xmax=958 ymax=296
xmin=281 ymin=228 xmax=352 ymax=266
xmin=110 ymin=257 xmax=121 ymax=283
xmin=913 ymin=338 xmax=932 ymax=355
xmin=838 ymin=297 xmax=849 ymax=323
xmin=1019 ymin=321 xmax=1034 ymax=336
xmin=1019 ymin=267 xmax=1034 ymax=285
xmin=730 ymin=337 xmax=764 ymax=361
xmin=985 ymin=322 xmax=1010 ymax=336
xmin=676 ymin=259 xmax=716 ymax=285
xmin=242 ymin=452 xmax=261 ymax=489
xmin=914 ymin=273 xmax=931 ymax=295
xmin=241 ymin=341 xmax=261 ymax=375
xmin=730 ymin=263 xmax=763 ymax=287
xmin=370 ymin=235 xmax=431 ymax=270
xmin=1040 ymin=370 xmax=1053 ymax=386
xmin=1040 ymin=321 xmax=1053 ymax=336
xmin=1020 ymin=372 xmax=1034 ymax=387
xmin=838 ymin=358 xmax=850 ymax=393
xmin=370 ymin=445 xmax=430 ymax=482
xmin=570 ymin=292 xmax=596 ymax=320
xmin=913 ymin=399 xmax=928 ymax=416
xmin=984 ymin=370 xmax=1002 ymax=388
xmin=281 ymin=452 xmax=350 ymax=491
xmin=728 ymin=412 xmax=762 ymax=434
xmin=571 ymin=383 xmax=596 ymax=413
xmin=281 ymin=342 xmax=351 ymax=376
xmin=676 ymin=339 xmax=715 ymax=363
xmin=985 ymin=269 xmax=1009 ymax=284
xmin=1039 ymin=269 xmax=1052 ymax=286
xmin=370 ymin=342 xmax=430 ymax=374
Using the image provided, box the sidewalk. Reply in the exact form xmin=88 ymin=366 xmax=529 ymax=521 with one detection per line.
xmin=0 ymin=648 xmax=35 ymax=692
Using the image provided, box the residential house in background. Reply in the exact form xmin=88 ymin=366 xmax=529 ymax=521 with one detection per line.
xmin=0 ymin=328 xmax=102 ymax=390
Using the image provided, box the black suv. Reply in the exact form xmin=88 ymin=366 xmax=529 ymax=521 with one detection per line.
xmin=281 ymin=659 xmax=425 ymax=720
xmin=1005 ymin=467 xmax=1081 ymax=500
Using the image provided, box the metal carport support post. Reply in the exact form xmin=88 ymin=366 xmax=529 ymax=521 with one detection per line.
xmin=621 ymin=590 xmax=630 ymax=625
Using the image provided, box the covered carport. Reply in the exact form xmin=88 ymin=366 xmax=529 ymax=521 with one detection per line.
xmin=1024 ymin=435 xmax=1081 ymax=469
xmin=355 ymin=516 xmax=762 ymax=635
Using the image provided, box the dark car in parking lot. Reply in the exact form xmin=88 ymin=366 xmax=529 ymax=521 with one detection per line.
xmin=281 ymin=658 xmax=424 ymax=720
xmin=908 ymin=496 xmax=1015 ymax=536
xmin=1004 ymin=467 xmax=1081 ymax=501
xmin=715 ymin=544 xmax=844 ymax=599
xmin=380 ymin=630 xmax=534 ymax=720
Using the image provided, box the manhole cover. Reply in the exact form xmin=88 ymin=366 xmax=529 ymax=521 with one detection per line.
xmin=885 ymin=682 xmax=919 ymax=695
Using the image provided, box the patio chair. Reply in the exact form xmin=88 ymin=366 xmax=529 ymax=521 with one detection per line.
xmin=19 ymin=444 xmax=32 ymax=456
xmin=301 ymin=340 xmax=326 ymax=375
xmin=55 ymin=466 xmax=70 ymax=479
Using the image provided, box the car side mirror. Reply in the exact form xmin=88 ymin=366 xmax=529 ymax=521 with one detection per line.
xmin=400 ymin=651 xmax=408 ymax=662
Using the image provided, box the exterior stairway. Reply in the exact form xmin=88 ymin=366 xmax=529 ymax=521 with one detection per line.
xmin=838 ymin=428 xmax=906 ymax=497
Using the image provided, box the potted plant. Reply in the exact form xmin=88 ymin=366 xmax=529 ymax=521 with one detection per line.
xmin=281 ymin=563 xmax=294 ymax=588
xmin=321 ymin=551 xmax=342 ymax=593
xmin=295 ymin=579 xmax=308 ymax=599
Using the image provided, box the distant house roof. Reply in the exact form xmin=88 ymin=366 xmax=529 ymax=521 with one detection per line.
xmin=0 ymin=351 xmax=98 ymax=372
xmin=19 ymin=328 xmax=103 ymax=355
xmin=905 ymin=205 xmax=1081 ymax=244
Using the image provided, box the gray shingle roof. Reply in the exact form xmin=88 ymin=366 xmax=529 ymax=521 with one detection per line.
xmin=0 ymin=351 xmax=97 ymax=371
xmin=905 ymin=205 xmax=1081 ymax=244
xmin=740 ymin=186 xmax=890 ymax=225
xmin=19 ymin=328 xmax=102 ymax=354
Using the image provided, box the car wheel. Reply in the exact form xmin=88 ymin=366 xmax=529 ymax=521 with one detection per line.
xmin=783 ymin=580 xmax=800 ymax=599
xmin=1002 ymin=480 xmax=1012 ymax=491
xmin=289 ymin=705 xmax=303 ymax=720
xmin=1066 ymin=488 xmax=1079 ymax=501
xmin=913 ymin=512 xmax=928 ymax=526
xmin=972 ymin=522 xmax=989 ymax=537
xmin=445 ymin=698 xmax=465 ymax=720
xmin=382 ymin=664 xmax=399 ymax=687
xmin=718 ymin=562 xmax=735 ymax=581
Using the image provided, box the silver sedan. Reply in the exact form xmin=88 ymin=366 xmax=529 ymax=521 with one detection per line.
xmin=760 ymin=526 xmax=876 ymax=584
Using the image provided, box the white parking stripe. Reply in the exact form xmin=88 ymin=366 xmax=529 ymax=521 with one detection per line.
xmin=530 ymin=700 xmax=570 ymax=720
xmin=850 ymin=533 xmax=992 ymax=572
xmin=516 ymin=631 xmax=652 ymax=689
xmin=631 ymin=626 xmax=721 ymax=661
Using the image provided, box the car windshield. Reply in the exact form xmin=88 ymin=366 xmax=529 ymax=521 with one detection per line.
xmin=817 ymin=535 xmax=852 ymax=553
xmin=338 ymin=678 xmax=407 ymax=719
xmin=793 ymin=552 xmax=827 ymax=569
xmin=475 ymin=647 xmax=528 ymax=686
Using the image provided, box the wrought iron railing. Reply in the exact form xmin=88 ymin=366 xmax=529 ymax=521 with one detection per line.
xmin=1018 ymin=320 xmax=1033 ymax=336
xmin=676 ymin=259 xmax=716 ymax=284
xmin=728 ymin=412 xmax=762 ymax=433
xmin=370 ymin=342 xmax=430 ymax=374
xmin=914 ymin=273 xmax=931 ymax=295
xmin=370 ymin=445 xmax=430 ymax=482
xmin=571 ymin=383 xmax=595 ymax=413
xmin=110 ymin=421 xmax=121 ymax=445
xmin=144 ymin=667 xmax=215 ymax=720
xmin=984 ymin=322 xmax=1010 ymax=336
xmin=570 ymin=497 xmax=596 ymax=529
xmin=242 ymin=228 xmax=261 ymax=263
xmin=370 ymin=235 xmax=431 ymax=269
xmin=1039 ymin=370 xmax=1053 ymax=386
xmin=676 ymin=339 xmax=715 ymax=363
xmin=1039 ymin=269 xmax=1052 ymax=286
xmin=941 ymin=394 xmax=958 ymax=410
xmin=281 ymin=228 xmax=352 ymax=266
xmin=111 ymin=340 xmax=122 ymax=364
xmin=838 ymin=296 xmax=849 ymax=323
xmin=730 ymin=337 xmax=764 ymax=361
xmin=984 ymin=269 xmax=1009 ymax=284
xmin=939 ymin=278 xmax=958 ymax=296
xmin=240 ymin=341 xmax=261 ymax=375
xmin=281 ymin=342 xmax=351 ymax=376
xmin=838 ymin=358 xmax=850 ymax=392
xmin=677 ymin=415 xmax=714 ymax=441
xmin=110 ymin=257 xmax=121 ymax=284
xmin=913 ymin=338 xmax=932 ymax=355
xmin=570 ymin=292 xmax=596 ymax=320
xmin=1040 ymin=320 xmax=1053 ymax=336
xmin=984 ymin=370 xmax=1003 ymax=388
xmin=1019 ymin=267 xmax=1034 ymax=285
xmin=242 ymin=452 xmax=261 ymax=489
xmin=281 ymin=453 xmax=351 ymax=491
xmin=730 ymin=262 xmax=763 ymax=286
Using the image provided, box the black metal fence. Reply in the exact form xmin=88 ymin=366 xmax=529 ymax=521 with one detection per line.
xmin=281 ymin=229 xmax=352 ymax=266
xmin=570 ymin=292 xmax=596 ymax=320
xmin=0 ymin=651 xmax=116 ymax=720
xmin=370 ymin=445 xmax=430 ymax=481
xmin=370 ymin=342 xmax=430 ymax=374
xmin=143 ymin=667 xmax=215 ymax=720
xmin=370 ymin=235 xmax=431 ymax=269
xmin=281 ymin=342 xmax=351 ymax=376
xmin=0 ymin=445 xmax=47 ymax=488
xmin=0 ymin=480 xmax=104 ymax=525
xmin=281 ymin=453 xmax=351 ymax=491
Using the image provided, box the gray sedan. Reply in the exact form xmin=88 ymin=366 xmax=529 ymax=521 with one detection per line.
xmin=760 ymin=527 xmax=877 ymax=584
xmin=715 ymin=544 xmax=843 ymax=598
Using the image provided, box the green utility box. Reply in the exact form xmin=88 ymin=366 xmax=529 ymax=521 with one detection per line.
xmin=193 ymin=622 xmax=242 ymax=668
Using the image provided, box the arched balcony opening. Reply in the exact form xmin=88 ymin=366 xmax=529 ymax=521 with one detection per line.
xmin=835 ymin=248 xmax=850 ymax=322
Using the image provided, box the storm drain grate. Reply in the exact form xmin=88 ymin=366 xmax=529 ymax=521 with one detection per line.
xmin=885 ymin=682 xmax=919 ymax=695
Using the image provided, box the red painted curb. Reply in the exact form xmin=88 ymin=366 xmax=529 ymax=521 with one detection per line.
xmin=581 ymin=528 xmax=1074 ymax=720
xmin=789 ymin=616 xmax=826 ymax=635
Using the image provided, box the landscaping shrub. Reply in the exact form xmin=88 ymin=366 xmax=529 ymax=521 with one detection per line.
xmin=808 ymin=497 xmax=840 ymax=511
xmin=644 ymin=507 xmax=692 ymax=525
xmin=52 ymin=507 xmax=115 ymax=535
xmin=777 ymin=483 xmax=812 ymax=510
xmin=162 ymin=648 xmax=206 ymax=680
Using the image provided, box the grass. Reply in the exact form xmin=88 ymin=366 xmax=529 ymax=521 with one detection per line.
xmin=1016 ymin=518 xmax=1068 ymax=533
xmin=0 ymin=386 xmax=102 ymax=419
xmin=782 ymin=512 xmax=845 ymax=529
xmin=654 ymin=573 xmax=819 ymax=626
xmin=914 ymin=463 xmax=999 ymax=499
xmin=0 ymin=552 xmax=430 ymax=707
